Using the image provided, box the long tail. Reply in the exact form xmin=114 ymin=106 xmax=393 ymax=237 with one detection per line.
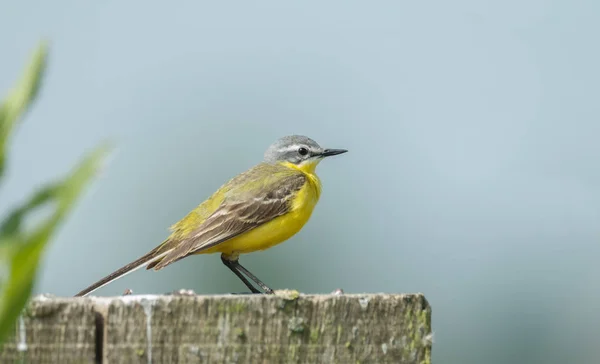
xmin=74 ymin=249 xmax=171 ymax=297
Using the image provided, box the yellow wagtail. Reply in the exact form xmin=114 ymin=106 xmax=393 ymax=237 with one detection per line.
xmin=75 ymin=135 xmax=347 ymax=296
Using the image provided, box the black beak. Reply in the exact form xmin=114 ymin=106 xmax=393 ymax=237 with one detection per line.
xmin=321 ymin=148 xmax=348 ymax=157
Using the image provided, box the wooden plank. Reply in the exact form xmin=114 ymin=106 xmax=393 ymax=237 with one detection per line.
xmin=102 ymin=292 xmax=431 ymax=364
xmin=0 ymin=293 xmax=432 ymax=363
xmin=0 ymin=295 xmax=98 ymax=364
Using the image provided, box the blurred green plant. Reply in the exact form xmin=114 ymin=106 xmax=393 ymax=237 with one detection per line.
xmin=0 ymin=41 xmax=109 ymax=344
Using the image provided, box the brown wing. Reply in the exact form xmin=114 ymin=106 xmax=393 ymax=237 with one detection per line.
xmin=151 ymin=169 xmax=306 ymax=270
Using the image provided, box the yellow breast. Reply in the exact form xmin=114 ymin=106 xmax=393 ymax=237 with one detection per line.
xmin=206 ymin=167 xmax=322 ymax=256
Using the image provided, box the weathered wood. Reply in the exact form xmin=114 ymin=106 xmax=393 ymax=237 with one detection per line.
xmin=0 ymin=295 xmax=98 ymax=363
xmin=1 ymin=292 xmax=432 ymax=364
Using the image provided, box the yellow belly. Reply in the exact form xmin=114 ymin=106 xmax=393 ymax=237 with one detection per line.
xmin=197 ymin=179 xmax=320 ymax=256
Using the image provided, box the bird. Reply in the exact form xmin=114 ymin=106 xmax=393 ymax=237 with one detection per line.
xmin=74 ymin=135 xmax=347 ymax=297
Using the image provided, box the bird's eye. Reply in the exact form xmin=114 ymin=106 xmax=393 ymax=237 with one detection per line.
xmin=298 ymin=147 xmax=309 ymax=156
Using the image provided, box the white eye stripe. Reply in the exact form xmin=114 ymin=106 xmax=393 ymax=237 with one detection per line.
xmin=278 ymin=144 xmax=307 ymax=153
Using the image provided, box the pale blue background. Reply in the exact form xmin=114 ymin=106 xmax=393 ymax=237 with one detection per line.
xmin=2 ymin=1 xmax=599 ymax=363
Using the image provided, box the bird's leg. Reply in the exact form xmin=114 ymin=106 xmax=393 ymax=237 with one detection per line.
xmin=221 ymin=255 xmax=261 ymax=294
xmin=232 ymin=260 xmax=274 ymax=295
xmin=220 ymin=253 xmax=274 ymax=294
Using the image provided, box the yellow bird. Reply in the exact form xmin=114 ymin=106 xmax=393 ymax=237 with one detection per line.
xmin=75 ymin=135 xmax=347 ymax=296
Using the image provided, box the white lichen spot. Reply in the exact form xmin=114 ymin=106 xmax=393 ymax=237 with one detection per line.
xmin=381 ymin=343 xmax=388 ymax=354
xmin=17 ymin=316 xmax=27 ymax=352
xmin=217 ymin=315 xmax=230 ymax=347
xmin=120 ymin=294 xmax=162 ymax=304
xmin=34 ymin=293 xmax=55 ymax=302
xmin=408 ymin=349 xmax=417 ymax=361
xmin=169 ymin=289 xmax=196 ymax=296
xmin=423 ymin=331 xmax=435 ymax=346
xmin=274 ymin=289 xmax=300 ymax=300
xmin=139 ymin=297 xmax=155 ymax=364
xmin=288 ymin=317 xmax=306 ymax=333
xmin=331 ymin=288 xmax=344 ymax=295
xmin=358 ymin=297 xmax=370 ymax=310
xmin=352 ymin=326 xmax=358 ymax=339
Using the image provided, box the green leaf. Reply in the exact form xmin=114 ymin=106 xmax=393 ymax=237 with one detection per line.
xmin=0 ymin=144 xmax=109 ymax=344
xmin=0 ymin=41 xmax=48 ymax=179
xmin=0 ymin=39 xmax=111 ymax=346
xmin=0 ymin=184 xmax=58 ymax=237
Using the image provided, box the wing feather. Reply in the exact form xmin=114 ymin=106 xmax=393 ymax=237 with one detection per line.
xmin=151 ymin=167 xmax=306 ymax=270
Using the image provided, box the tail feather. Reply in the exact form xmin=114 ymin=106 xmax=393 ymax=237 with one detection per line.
xmin=74 ymin=249 xmax=170 ymax=297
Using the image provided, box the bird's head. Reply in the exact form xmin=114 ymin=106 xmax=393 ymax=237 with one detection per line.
xmin=264 ymin=135 xmax=347 ymax=174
